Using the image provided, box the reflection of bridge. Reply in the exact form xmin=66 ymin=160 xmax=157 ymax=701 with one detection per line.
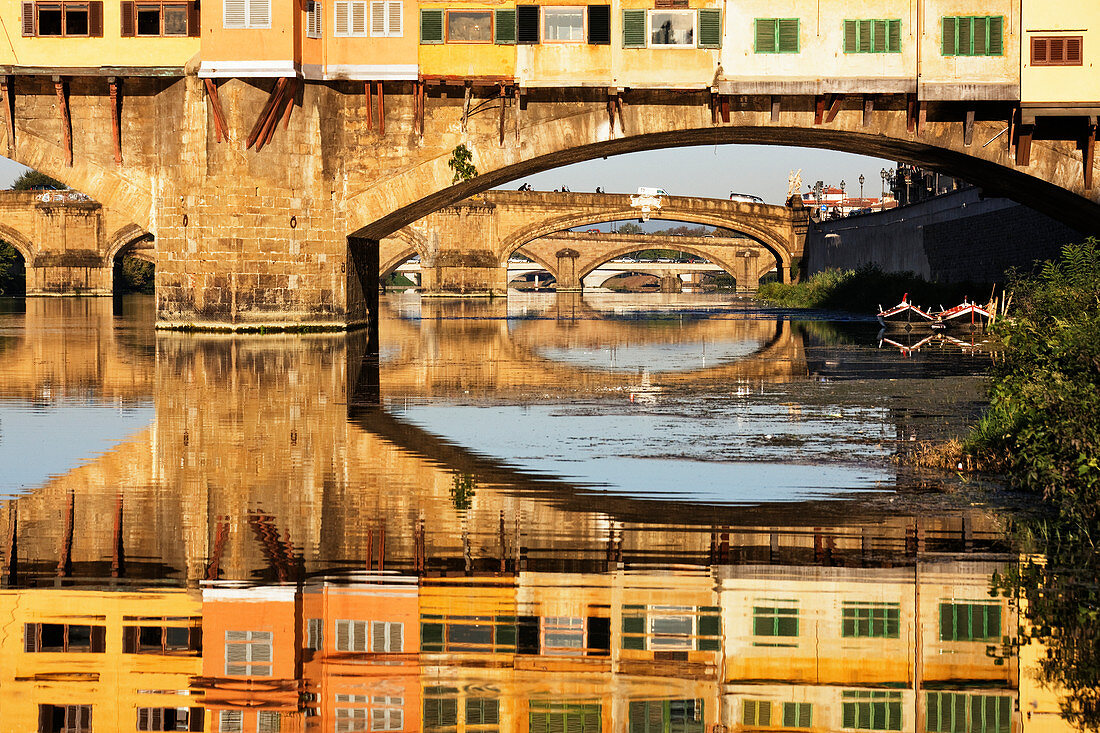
xmin=380 ymin=191 xmax=808 ymax=296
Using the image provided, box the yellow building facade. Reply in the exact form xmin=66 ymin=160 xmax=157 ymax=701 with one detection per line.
xmin=1020 ymin=0 xmax=1100 ymax=117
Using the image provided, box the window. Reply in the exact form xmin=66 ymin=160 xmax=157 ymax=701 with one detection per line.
xmin=939 ymin=603 xmax=1001 ymax=641
xmin=543 ymin=7 xmax=583 ymax=42
xmin=784 ymin=703 xmax=812 ymax=729
xmin=25 ymin=623 xmax=106 ymax=653
xmin=743 ymin=700 xmax=771 ymax=727
xmin=926 ymin=693 xmax=1011 ymax=733
xmin=21 ymin=1 xmax=102 ymax=37
xmin=420 ymin=8 xmax=442 ymax=42
xmin=529 ymin=702 xmax=601 ymax=733
xmin=257 ymin=711 xmax=281 ymax=733
xmin=1031 ymin=36 xmax=1083 ymax=66
xmin=843 ymin=19 xmax=900 ymax=53
xmin=941 ymin=16 xmax=1003 ymax=56
xmin=755 ymin=17 xmax=798 ymax=53
xmin=38 ymin=705 xmax=92 ymax=733
xmin=136 ymin=708 xmax=201 ymax=731
xmin=446 ymin=10 xmax=492 ymax=42
xmin=542 ymin=616 xmax=584 ymax=655
xmin=753 ymin=603 xmax=799 ymax=644
xmin=222 ymin=0 xmax=270 ymax=29
xmin=630 ymin=700 xmax=704 ymax=733
xmin=122 ymin=622 xmax=201 ymax=654
xmin=420 ymin=615 xmax=517 ymax=653
xmin=120 ymin=2 xmax=192 ymax=36
xmin=224 ymin=630 xmax=272 ymax=676
xmin=842 ymin=602 xmax=900 ymax=638
xmin=370 ymin=0 xmax=400 ymax=36
xmin=516 ymin=4 xmax=538 ymax=43
xmin=335 ymin=2 xmax=367 ymax=36
xmin=219 ymin=711 xmax=243 ymax=733
xmin=587 ymin=4 xmax=609 ymax=45
xmin=305 ymin=618 xmax=323 ymax=650
xmin=336 ymin=619 xmax=370 ymax=651
xmin=650 ymin=608 xmax=694 ymax=649
xmin=649 ymin=9 xmax=693 ymax=46
xmin=372 ymin=620 xmax=404 ymax=652
xmin=423 ymin=691 xmax=458 ymax=732
xmin=466 ymin=698 xmax=499 ymax=728
xmin=305 ymin=0 xmax=321 ymax=38
xmin=621 ymin=605 xmax=721 ymax=651
xmin=842 ymin=691 xmax=902 ymax=731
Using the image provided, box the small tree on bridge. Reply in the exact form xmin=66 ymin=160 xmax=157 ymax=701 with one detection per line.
xmin=448 ymin=145 xmax=478 ymax=184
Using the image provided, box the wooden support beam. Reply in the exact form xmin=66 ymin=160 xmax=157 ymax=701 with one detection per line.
xmin=1 ymin=76 xmax=14 ymax=150
xmin=771 ymin=95 xmax=780 ymax=122
xmin=720 ymin=94 xmax=730 ymax=123
xmin=1085 ymin=120 xmax=1097 ymax=190
xmin=109 ymin=77 xmax=122 ymax=164
xmin=375 ymin=81 xmax=384 ymax=136
xmin=254 ymin=79 xmax=293 ymax=152
xmin=824 ymin=94 xmax=843 ymax=124
xmin=365 ymin=81 xmax=373 ymax=131
xmin=906 ymin=95 xmax=918 ymax=133
xmin=862 ymin=95 xmax=873 ymax=128
xmin=461 ymin=81 xmax=472 ymax=133
xmin=963 ymin=107 xmax=975 ymax=147
xmin=1016 ymin=124 xmax=1034 ymax=166
xmin=498 ymin=512 xmax=507 ymax=573
xmin=615 ymin=95 xmax=625 ymax=134
xmin=377 ymin=527 xmax=385 ymax=574
xmin=709 ymin=91 xmax=718 ymax=124
xmin=366 ymin=528 xmax=374 ymax=571
xmin=498 ymin=84 xmax=506 ymax=146
xmin=206 ymin=520 xmax=229 ymax=581
xmin=813 ymin=95 xmax=825 ymax=125
xmin=515 ymin=87 xmax=523 ymax=142
xmin=245 ymin=77 xmax=288 ymax=149
xmin=280 ymin=78 xmax=297 ymax=130
xmin=111 ymin=494 xmax=124 ymax=578
xmin=57 ymin=491 xmax=73 ymax=577
xmin=53 ymin=76 xmax=72 ymax=167
xmin=416 ymin=80 xmax=425 ymax=138
xmin=203 ymin=79 xmax=229 ymax=143
xmin=918 ymin=101 xmax=927 ymax=134
xmin=607 ymin=93 xmax=616 ymax=134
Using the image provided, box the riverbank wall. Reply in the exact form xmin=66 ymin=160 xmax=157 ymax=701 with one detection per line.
xmin=803 ymin=188 xmax=1088 ymax=282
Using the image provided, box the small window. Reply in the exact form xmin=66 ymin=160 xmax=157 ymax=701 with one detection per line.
xmin=305 ymin=0 xmax=322 ymax=37
xmin=841 ymin=602 xmax=900 ymax=638
xmin=841 ymin=691 xmax=902 ymax=731
xmin=219 ymin=710 xmax=243 ymax=733
xmin=649 ymin=609 xmax=693 ymax=650
xmin=529 ymin=702 xmax=601 ymax=733
xmin=25 ymin=623 xmax=106 ymax=653
xmin=543 ymin=6 xmax=583 ymax=42
xmin=939 ymin=603 xmax=1001 ymax=641
xmin=22 ymin=1 xmax=102 ymax=36
xmin=754 ymin=17 xmax=799 ymax=53
xmin=306 ymin=618 xmax=323 ymax=650
xmin=466 ymin=698 xmax=499 ymax=727
xmin=223 ymin=0 xmax=270 ymax=29
xmin=38 ymin=705 xmax=92 ymax=733
xmin=224 ymin=630 xmax=273 ymax=676
xmin=336 ymin=619 xmax=370 ymax=651
xmin=649 ymin=9 xmax=693 ymax=46
xmin=753 ymin=604 xmax=799 ymax=642
xmin=941 ymin=16 xmax=1003 ymax=56
xmin=843 ymin=19 xmax=901 ymax=53
xmin=370 ymin=0 xmax=401 ymax=37
xmin=542 ymin=616 xmax=585 ymax=654
xmin=136 ymin=707 xmax=201 ymax=731
xmin=257 ymin=711 xmax=281 ymax=733
xmin=587 ymin=4 xmax=609 ymax=44
xmin=371 ymin=621 xmax=404 ymax=652
xmin=743 ymin=700 xmax=771 ymax=727
xmin=783 ymin=703 xmax=812 ymax=729
xmin=1031 ymin=36 xmax=1083 ymax=66
xmin=334 ymin=1 xmax=367 ymax=36
xmin=446 ymin=10 xmax=492 ymax=43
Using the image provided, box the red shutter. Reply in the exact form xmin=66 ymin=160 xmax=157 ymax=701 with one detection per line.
xmin=1050 ymin=37 xmax=1065 ymax=63
xmin=1031 ymin=37 xmax=1047 ymax=65
xmin=120 ymin=1 xmax=135 ymax=35
xmin=187 ymin=1 xmax=200 ymax=36
xmin=21 ymin=2 xmax=35 ymax=36
xmin=88 ymin=0 xmax=103 ymax=36
xmin=1066 ymin=36 xmax=1083 ymax=64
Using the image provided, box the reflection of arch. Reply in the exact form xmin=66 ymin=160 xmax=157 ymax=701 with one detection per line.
xmin=0 ymin=223 xmax=34 ymax=264
xmin=380 ymin=228 xmax=429 ymax=278
xmin=106 ymin=225 xmax=154 ymax=266
xmin=500 ymin=212 xmax=792 ymax=276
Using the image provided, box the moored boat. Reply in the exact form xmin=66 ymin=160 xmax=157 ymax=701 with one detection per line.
xmin=877 ymin=294 xmax=935 ymax=331
xmin=937 ymin=299 xmax=993 ymax=332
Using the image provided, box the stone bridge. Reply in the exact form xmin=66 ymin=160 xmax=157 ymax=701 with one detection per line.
xmin=379 ymin=191 xmax=807 ymax=296
xmin=0 ymin=191 xmax=151 ymax=295
xmin=1 ymin=77 xmax=1097 ymax=328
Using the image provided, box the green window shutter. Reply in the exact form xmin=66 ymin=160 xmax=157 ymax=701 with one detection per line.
xmin=622 ymin=9 xmax=645 ymax=47
xmin=939 ymin=603 xmax=954 ymax=640
xmin=697 ymin=9 xmax=720 ymax=48
xmin=887 ymin=19 xmax=901 ymax=52
xmin=622 ymin=615 xmax=645 ymax=634
xmin=958 ymin=17 xmax=972 ymax=55
xmin=973 ymin=16 xmax=987 ymax=55
xmin=419 ymin=8 xmax=442 ymax=43
xmin=754 ymin=18 xmax=776 ymax=53
xmin=698 ymin=614 xmax=721 ymax=637
xmin=777 ymin=18 xmax=798 ymax=52
xmin=494 ymin=9 xmax=515 ymax=43
xmin=842 ymin=703 xmax=857 ymax=729
xmin=421 ymin=621 xmax=444 ymax=650
xmin=988 ymin=16 xmax=1003 ymax=55
xmin=872 ymin=20 xmax=886 ymax=52
xmin=494 ymin=621 xmax=516 ymax=649
xmin=985 ymin=604 xmax=1001 ymax=638
xmin=843 ymin=20 xmax=857 ymax=53
xmin=783 ymin=703 xmax=797 ymax=728
xmin=857 ymin=19 xmax=871 ymax=52
xmin=941 ymin=16 xmax=956 ymax=55
xmin=799 ymin=704 xmax=812 ymax=728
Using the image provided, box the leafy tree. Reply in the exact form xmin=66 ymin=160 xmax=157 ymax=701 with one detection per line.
xmin=0 ymin=242 xmax=25 ymax=295
xmin=114 ymin=255 xmax=154 ymax=294
xmin=448 ymin=145 xmax=478 ymax=183
xmin=616 ymin=222 xmax=644 ymax=235
xmin=11 ymin=170 xmax=66 ymax=190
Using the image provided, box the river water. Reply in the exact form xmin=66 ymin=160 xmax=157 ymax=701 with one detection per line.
xmin=0 ymin=293 xmax=1085 ymax=733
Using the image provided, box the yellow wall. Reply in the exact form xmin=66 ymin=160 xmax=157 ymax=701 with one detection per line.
xmin=418 ymin=0 xmax=517 ymax=79
xmin=0 ymin=588 xmax=203 ymax=733
xmin=0 ymin=0 xmax=197 ymax=69
xmin=612 ymin=0 xmax=721 ymax=89
xmin=1020 ymin=0 xmax=1100 ymax=108
xmin=918 ymin=0 xmax=1020 ymax=99
xmin=308 ymin=0 xmax=419 ymax=79
xmin=516 ymin=0 xmax=612 ymax=87
xmin=199 ymin=0 xmax=298 ymax=74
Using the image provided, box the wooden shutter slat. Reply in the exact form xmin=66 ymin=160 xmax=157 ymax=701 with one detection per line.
xmin=24 ymin=623 xmax=37 ymax=652
xmin=843 ymin=20 xmax=856 ymax=53
xmin=120 ymin=1 xmax=135 ymax=35
xmin=586 ymin=4 xmax=609 ymax=45
xmin=516 ymin=5 xmax=539 ymax=44
xmin=697 ymin=8 xmax=720 ymax=49
xmin=872 ymin=20 xmax=886 ymax=52
xmin=419 ymin=8 xmax=442 ymax=43
xmin=888 ymin=19 xmax=901 ymax=52
xmin=370 ymin=1 xmax=384 ymax=36
xmin=973 ymin=16 xmax=987 ymax=55
xmin=858 ymin=19 xmax=871 ymax=52
xmin=755 ymin=18 xmax=775 ymax=52
xmin=1066 ymin=36 xmax=1082 ymax=64
xmin=622 ymin=8 xmax=644 ymax=47
xmin=494 ymin=9 xmax=515 ymax=44
xmin=777 ymin=18 xmax=798 ymax=52
xmin=21 ymin=1 xmax=35 ymax=35
xmin=988 ymin=16 xmax=1003 ymax=55
xmin=942 ymin=16 xmax=956 ymax=56
xmin=88 ymin=1 xmax=103 ymax=36
xmin=387 ymin=0 xmax=400 ymax=35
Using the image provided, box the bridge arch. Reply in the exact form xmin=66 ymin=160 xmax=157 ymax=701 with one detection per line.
xmin=380 ymin=228 xmax=429 ymax=279
xmin=571 ymin=240 xmax=768 ymax=288
xmin=106 ymin=225 xmax=155 ymax=266
xmin=0 ymin=223 xmax=35 ymax=264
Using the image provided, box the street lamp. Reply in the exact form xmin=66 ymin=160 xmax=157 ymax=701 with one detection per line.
xmin=858 ymin=174 xmax=865 ymax=205
xmin=880 ymin=168 xmax=888 ymax=210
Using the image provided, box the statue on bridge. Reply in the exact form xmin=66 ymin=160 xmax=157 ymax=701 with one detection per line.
xmin=786 ymin=169 xmax=803 ymax=203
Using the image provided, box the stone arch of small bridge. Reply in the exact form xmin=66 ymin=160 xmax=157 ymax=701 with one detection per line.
xmin=498 ymin=209 xmax=793 ymax=278
xmin=569 ymin=240 xmax=768 ymax=287
xmin=0 ymin=222 xmax=34 ymax=264
xmin=106 ymin=225 xmax=156 ymax=266
xmin=379 ymin=228 xmax=430 ymax=279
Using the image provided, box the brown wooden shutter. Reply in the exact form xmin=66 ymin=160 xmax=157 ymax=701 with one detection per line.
xmin=189 ymin=707 xmax=205 ymax=731
xmin=21 ymin=2 xmax=35 ymax=35
xmin=88 ymin=0 xmax=103 ymax=36
xmin=24 ymin=623 xmax=38 ymax=652
xmin=1031 ymin=37 xmax=1047 ymax=64
xmin=122 ymin=625 xmax=138 ymax=652
xmin=89 ymin=625 xmax=106 ymax=652
xmin=120 ymin=1 xmax=134 ymax=35
xmin=1066 ymin=36 xmax=1083 ymax=64
xmin=38 ymin=705 xmax=53 ymax=732
xmin=188 ymin=624 xmax=203 ymax=652
xmin=187 ymin=1 xmax=200 ymax=36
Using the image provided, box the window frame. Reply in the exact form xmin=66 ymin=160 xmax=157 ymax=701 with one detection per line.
xmin=541 ymin=616 xmax=586 ymax=655
xmin=841 ymin=690 xmax=902 ymax=731
xmin=369 ymin=0 xmax=401 ymax=38
xmin=541 ymin=5 xmax=584 ymax=43
xmin=752 ymin=602 xmax=799 ymax=645
xmin=941 ymin=16 xmax=1004 ymax=57
xmin=754 ymin=17 xmax=799 ymax=54
xmin=444 ymin=9 xmax=494 ymax=44
xmin=25 ymin=1 xmax=97 ymax=37
xmin=334 ymin=1 xmax=367 ymax=37
xmin=1031 ymin=35 xmax=1083 ymax=66
xmin=222 ymin=0 xmax=270 ymax=30
xmin=223 ymin=629 xmax=273 ymax=677
xmin=843 ymin=18 xmax=901 ymax=54
xmin=25 ymin=622 xmax=106 ymax=653
xmin=841 ymin=602 xmax=901 ymax=639
xmin=939 ymin=602 xmax=1002 ymax=642
xmin=647 ymin=8 xmax=695 ymax=48
xmin=371 ymin=620 xmax=404 ymax=652
xmin=305 ymin=0 xmax=322 ymax=38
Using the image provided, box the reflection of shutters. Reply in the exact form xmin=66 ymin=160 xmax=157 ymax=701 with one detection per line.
xmin=24 ymin=623 xmax=37 ymax=652
xmin=88 ymin=1 xmax=103 ymax=36
xmin=90 ymin=626 xmax=106 ymax=653
xmin=622 ymin=9 xmax=645 ymax=47
xmin=421 ymin=621 xmax=444 ymax=650
xmin=494 ymin=9 xmax=515 ymax=44
xmin=697 ymin=9 xmax=720 ymax=48
xmin=743 ymin=700 xmax=771 ymax=726
xmin=419 ymin=8 xmax=442 ymax=43
xmin=189 ymin=708 xmax=204 ymax=732
xmin=842 ymin=703 xmax=856 ymax=729
xmin=21 ymin=2 xmax=34 ymax=35
xmin=586 ymin=616 xmax=610 ymax=655
xmin=122 ymin=626 xmax=138 ymax=653
xmin=777 ymin=18 xmax=798 ymax=52
xmin=224 ymin=0 xmax=246 ymax=28
xmin=587 ymin=5 xmax=609 ymax=44
xmin=516 ymin=5 xmax=539 ymax=44
xmin=372 ymin=621 xmax=386 ymax=651
xmin=941 ymin=16 xmax=956 ymax=55
xmin=121 ymin=2 xmax=135 ymax=35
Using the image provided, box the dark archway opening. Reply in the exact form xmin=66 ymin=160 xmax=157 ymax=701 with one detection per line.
xmin=382 ymin=253 xmax=421 ymax=291
xmin=0 ymin=241 xmax=26 ymax=297
xmin=113 ymin=254 xmax=154 ymax=294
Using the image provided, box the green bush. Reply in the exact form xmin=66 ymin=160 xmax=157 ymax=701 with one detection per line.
xmin=0 ymin=242 xmax=25 ymax=295
xmin=115 ymin=255 xmax=155 ymax=294
xmin=967 ymin=240 xmax=1100 ymax=518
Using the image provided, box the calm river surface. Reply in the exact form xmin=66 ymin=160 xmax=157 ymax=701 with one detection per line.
xmin=0 ymin=293 xmax=1086 ymax=732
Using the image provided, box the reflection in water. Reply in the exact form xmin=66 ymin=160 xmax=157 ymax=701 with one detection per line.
xmin=0 ymin=294 xmax=1086 ymax=732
